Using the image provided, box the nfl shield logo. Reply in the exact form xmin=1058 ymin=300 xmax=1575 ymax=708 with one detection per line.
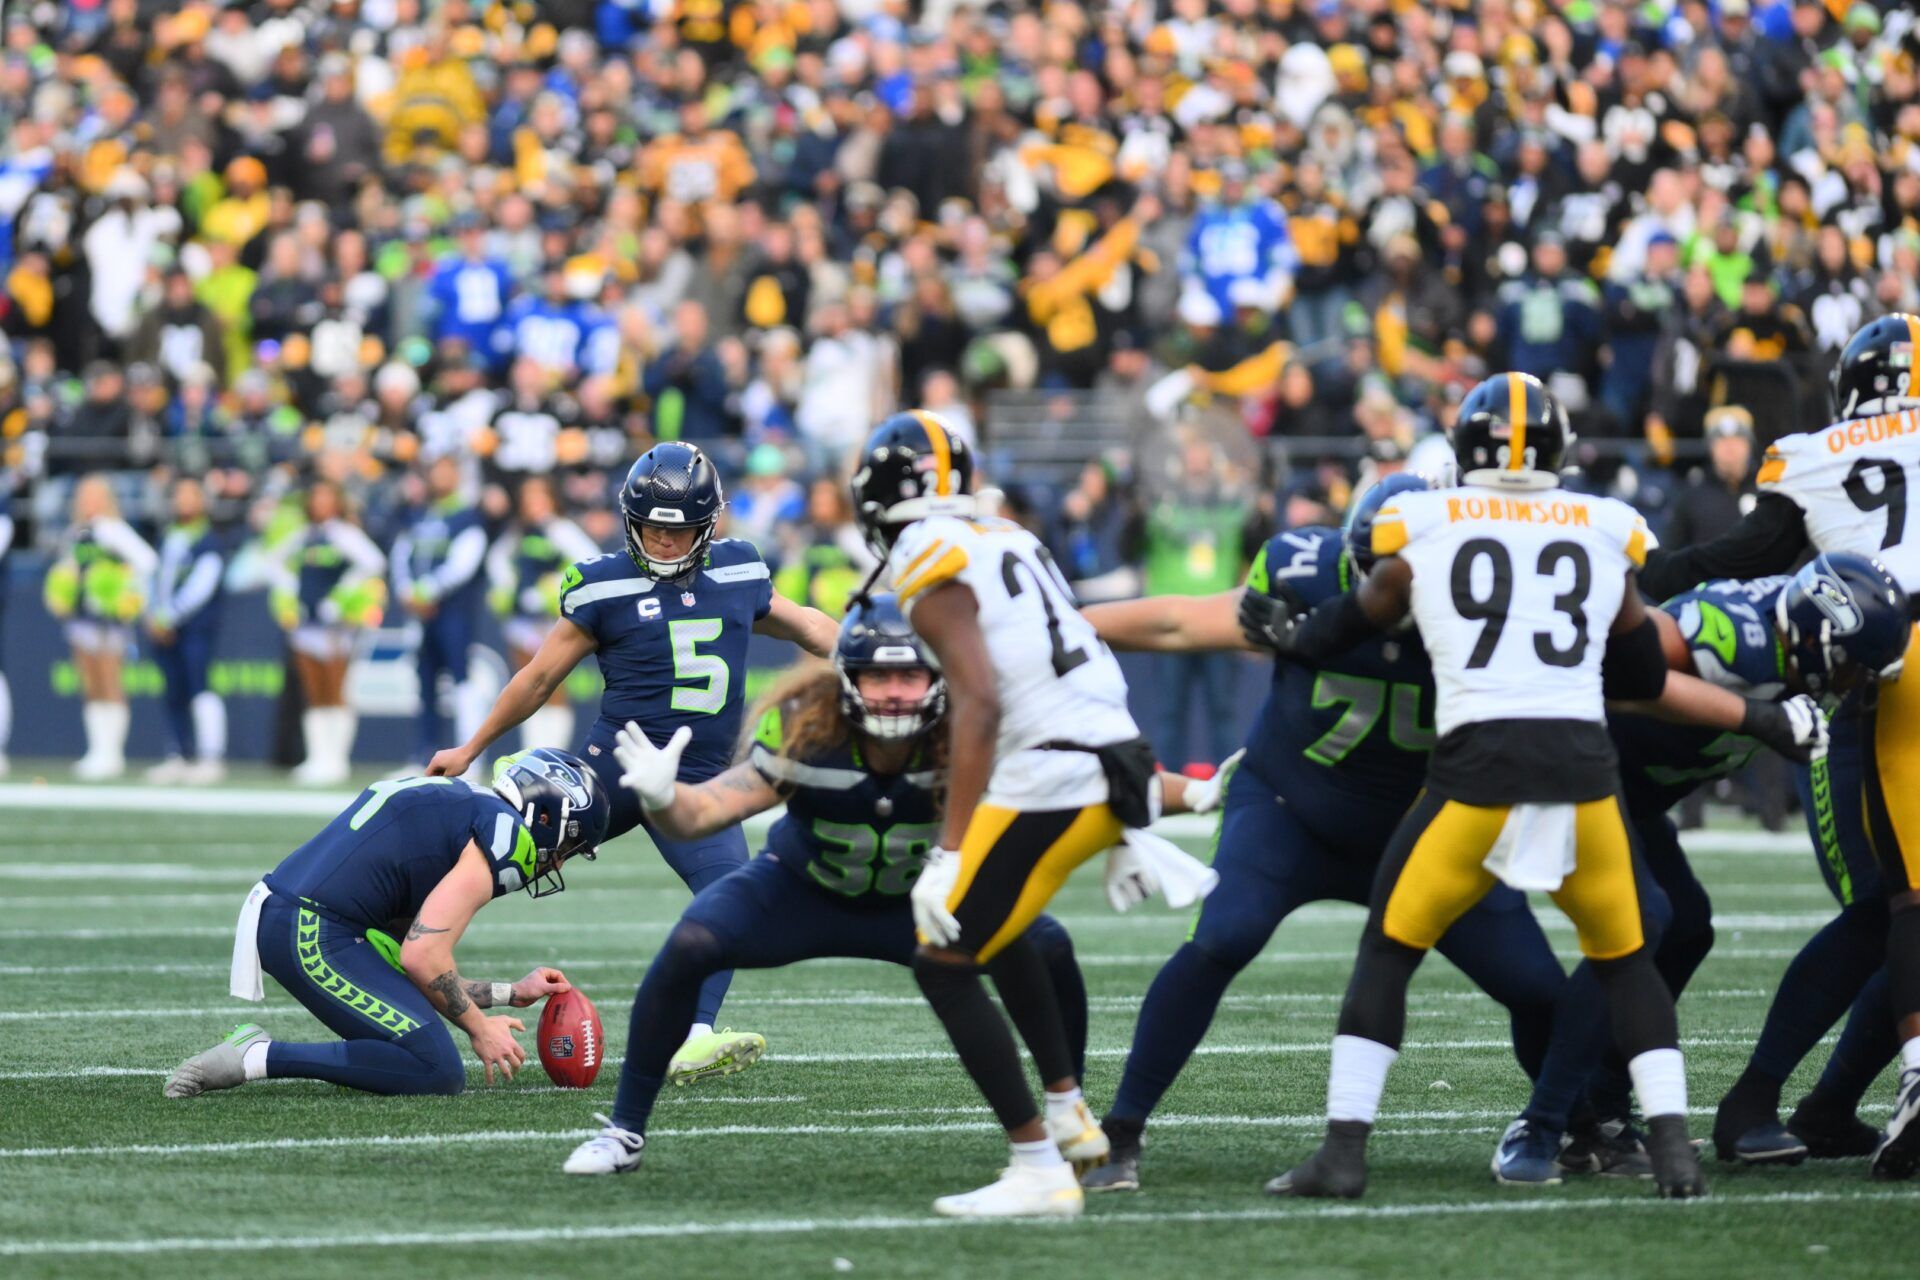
xmin=681 ymin=591 xmax=696 ymax=606
xmin=549 ymin=1034 xmax=575 ymax=1060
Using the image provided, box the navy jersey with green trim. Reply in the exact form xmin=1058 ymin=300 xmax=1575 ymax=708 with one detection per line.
xmin=748 ymin=703 xmax=940 ymax=903
xmin=559 ymin=539 xmax=774 ymax=782
xmin=264 ymin=777 xmax=536 ymax=933
xmin=1241 ymin=526 xmax=1435 ymax=852
xmin=1613 ymin=576 xmax=1789 ymax=812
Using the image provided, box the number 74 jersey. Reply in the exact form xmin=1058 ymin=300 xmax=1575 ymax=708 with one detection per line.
xmin=1372 ymin=487 xmax=1654 ymax=736
xmin=889 ymin=516 xmax=1138 ymax=761
xmin=1760 ymin=409 xmax=1920 ymax=593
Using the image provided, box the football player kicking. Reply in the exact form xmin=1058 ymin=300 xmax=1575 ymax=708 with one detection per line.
xmin=1639 ymin=315 xmax=1920 ymax=1180
xmin=854 ymin=411 xmax=1170 ymax=1219
xmin=165 ymin=750 xmax=610 ymax=1098
xmin=563 ymin=594 xmax=1114 ymax=1175
xmin=1075 ymin=474 xmax=1569 ymax=1193
xmin=427 ymin=442 xmax=839 ymax=1085
xmin=1241 ymin=374 xmax=1826 ymax=1199
xmin=1494 ymin=556 xmax=1902 ymax=1183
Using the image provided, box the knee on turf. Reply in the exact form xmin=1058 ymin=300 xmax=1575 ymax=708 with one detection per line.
xmin=407 ymin=1027 xmax=468 ymax=1096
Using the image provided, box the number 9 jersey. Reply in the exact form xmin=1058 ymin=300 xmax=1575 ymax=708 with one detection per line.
xmin=1757 ymin=405 xmax=1920 ymax=594
xmin=888 ymin=515 xmax=1139 ymax=809
xmin=1371 ymin=487 xmax=1655 ymax=736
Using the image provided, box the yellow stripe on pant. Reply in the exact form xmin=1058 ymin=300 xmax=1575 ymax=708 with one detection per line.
xmin=1869 ymin=625 xmax=1920 ymax=891
xmin=943 ymin=803 xmax=1123 ymax=963
xmin=1381 ymin=796 xmax=1644 ymax=960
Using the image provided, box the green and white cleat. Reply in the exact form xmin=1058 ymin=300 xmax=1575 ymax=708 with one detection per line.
xmin=667 ymin=1027 xmax=765 ymax=1086
xmin=165 ymin=1023 xmax=270 ymax=1099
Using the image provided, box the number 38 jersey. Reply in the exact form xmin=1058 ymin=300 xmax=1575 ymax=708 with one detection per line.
xmin=889 ymin=516 xmax=1139 ymax=808
xmin=1372 ymin=486 xmax=1654 ymax=736
xmin=1758 ymin=407 xmax=1920 ymax=593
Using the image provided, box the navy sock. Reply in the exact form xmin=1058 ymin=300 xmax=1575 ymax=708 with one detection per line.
xmin=611 ymin=921 xmax=727 ymax=1134
xmin=1811 ymin=968 xmax=1899 ymax=1113
xmin=1110 ymin=942 xmax=1239 ymax=1124
xmin=1748 ymin=903 xmax=1886 ymax=1084
xmin=266 ymin=1034 xmax=464 ymax=1096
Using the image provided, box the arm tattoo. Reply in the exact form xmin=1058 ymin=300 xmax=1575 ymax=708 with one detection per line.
xmin=405 ymin=920 xmax=449 ymax=942
xmin=427 ymin=970 xmax=471 ymax=1018
xmin=465 ymin=980 xmax=495 ymax=1009
xmin=721 ymin=769 xmax=764 ymax=794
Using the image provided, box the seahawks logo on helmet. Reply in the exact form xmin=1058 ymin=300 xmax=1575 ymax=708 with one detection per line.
xmin=534 ymin=756 xmax=594 ymax=810
xmin=1804 ymin=569 xmax=1865 ymax=637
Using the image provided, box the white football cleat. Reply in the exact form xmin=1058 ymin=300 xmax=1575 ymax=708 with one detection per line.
xmin=183 ymin=759 xmax=227 ymax=785
xmin=145 ymin=756 xmax=190 ymax=784
xmin=165 ymin=1023 xmax=269 ymax=1098
xmin=1048 ymin=1099 xmax=1110 ymax=1173
xmin=74 ymin=752 xmax=124 ymax=781
xmin=563 ymin=1114 xmax=645 ymax=1175
xmin=933 ymin=1162 xmax=1084 ymax=1218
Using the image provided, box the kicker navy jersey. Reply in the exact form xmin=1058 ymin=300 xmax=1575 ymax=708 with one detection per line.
xmin=264 ymin=777 xmax=535 ymax=934
xmin=1240 ymin=526 xmax=1435 ymax=852
xmin=748 ymin=702 xmax=941 ymax=902
xmin=1613 ymin=576 xmax=1789 ymax=813
xmin=559 ymin=538 xmax=773 ymax=782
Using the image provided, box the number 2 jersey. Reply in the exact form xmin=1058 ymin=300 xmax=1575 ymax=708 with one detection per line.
xmin=1612 ymin=576 xmax=1789 ymax=813
xmin=559 ymin=539 xmax=773 ymax=783
xmin=1371 ymin=484 xmax=1654 ymax=804
xmin=1242 ymin=525 xmax=1435 ymax=855
xmin=748 ymin=701 xmax=940 ymax=902
xmin=264 ymin=778 xmax=535 ymax=935
xmin=889 ymin=515 xmax=1138 ymax=810
xmin=1758 ymin=406 xmax=1920 ymax=593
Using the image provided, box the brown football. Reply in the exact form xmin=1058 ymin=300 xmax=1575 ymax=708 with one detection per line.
xmin=537 ymin=987 xmax=603 ymax=1088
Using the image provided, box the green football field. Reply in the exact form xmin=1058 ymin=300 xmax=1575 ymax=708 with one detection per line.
xmin=1 ymin=780 xmax=1912 ymax=1279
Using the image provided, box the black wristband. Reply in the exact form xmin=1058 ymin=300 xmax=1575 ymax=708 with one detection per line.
xmin=1739 ymin=696 xmax=1783 ymax=743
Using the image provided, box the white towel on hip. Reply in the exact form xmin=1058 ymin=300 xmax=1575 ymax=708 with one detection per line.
xmin=1481 ymin=804 xmax=1578 ymax=893
xmin=228 ymin=881 xmax=270 ymax=1002
xmin=1122 ymin=827 xmax=1219 ymax=909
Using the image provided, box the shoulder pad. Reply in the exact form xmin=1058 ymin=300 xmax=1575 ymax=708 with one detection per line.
xmin=706 ymin=537 xmax=763 ymax=567
xmin=752 ymin=702 xmax=784 ymax=753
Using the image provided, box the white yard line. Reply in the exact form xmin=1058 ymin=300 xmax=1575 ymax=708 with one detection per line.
xmin=0 ymin=1189 xmax=1907 ymax=1258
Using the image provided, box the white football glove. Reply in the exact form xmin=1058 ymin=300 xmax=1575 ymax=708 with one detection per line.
xmin=1780 ymin=693 xmax=1830 ymax=763
xmin=1104 ymin=841 xmax=1161 ymax=914
xmin=911 ymin=848 xmax=962 ymax=947
xmin=1180 ymin=749 xmax=1245 ymax=815
xmin=615 ymin=720 xmax=690 ymax=811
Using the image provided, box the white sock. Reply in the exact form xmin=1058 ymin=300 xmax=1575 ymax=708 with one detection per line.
xmin=1326 ymin=1034 xmax=1398 ymax=1124
xmin=1009 ymin=1137 xmax=1067 ymax=1170
xmin=523 ymin=705 xmax=575 ymax=750
xmin=100 ymin=701 xmax=129 ymax=762
xmin=242 ymin=1040 xmax=271 ymax=1081
xmin=301 ymin=709 xmax=327 ymax=768
xmin=0 ymin=669 xmax=12 ymax=752
xmin=454 ymin=679 xmax=490 ymax=749
xmin=337 ymin=709 xmax=359 ymax=772
xmin=1045 ymin=1086 xmax=1084 ymax=1119
xmin=82 ymin=701 xmax=109 ymax=759
xmin=1628 ymin=1047 xmax=1689 ymax=1118
xmin=192 ymin=691 xmax=226 ymax=761
xmin=686 ymin=1022 xmax=713 ymax=1042
xmin=1902 ymin=1036 xmax=1920 ymax=1074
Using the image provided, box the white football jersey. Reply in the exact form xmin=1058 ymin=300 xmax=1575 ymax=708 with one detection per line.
xmin=889 ymin=515 xmax=1138 ymax=807
xmin=1759 ymin=407 xmax=1920 ymax=593
xmin=1372 ymin=486 xmax=1654 ymax=736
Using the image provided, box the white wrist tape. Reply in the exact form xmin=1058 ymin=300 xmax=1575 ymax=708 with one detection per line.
xmin=492 ymin=982 xmax=514 ymax=1008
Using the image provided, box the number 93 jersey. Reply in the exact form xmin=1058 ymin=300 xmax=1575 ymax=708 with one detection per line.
xmin=1371 ymin=487 xmax=1654 ymax=736
xmin=1759 ymin=405 xmax=1920 ymax=593
xmin=889 ymin=516 xmax=1139 ymax=807
xmin=560 ymin=540 xmax=773 ymax=782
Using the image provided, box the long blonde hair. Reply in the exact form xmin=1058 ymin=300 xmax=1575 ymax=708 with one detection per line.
xmin=739 ymin=659 xmax=949 ymax=779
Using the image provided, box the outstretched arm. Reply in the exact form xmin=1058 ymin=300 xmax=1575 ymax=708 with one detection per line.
xmin=646 ymin=760 xmax=783 ymax=840
xmin=910 ymin=581 xmax=999 ymax=851
xmin=756 ymin=593 xmax=838 ymax=658
xmin=427 ymin=618 xmax=596 ymax=776
xmin=1083 ymin=590 xmax=1257 ymax=653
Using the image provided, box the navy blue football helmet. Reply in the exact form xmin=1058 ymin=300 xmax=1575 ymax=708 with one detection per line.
xmin=1344 ymin=472 xmax=1432 ymax=574
xmin=1775 ymin=552 xmax=1913 ymax=700
xmin=620 ymin=442 xmax=724 ymax=579
xmin=491 ymin=748 xmax=610 ymax=898
xmin=835 ymin=592 xmax=945 ymax=739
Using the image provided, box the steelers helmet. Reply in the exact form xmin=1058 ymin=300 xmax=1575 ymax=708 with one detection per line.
xmin=1830 ymin=313 xmax=1920 ymax=421
xmin=1450 ymin=372 xmax=1572 ymax=489
xmin=850 ymin=410 xmax=976 ymax=555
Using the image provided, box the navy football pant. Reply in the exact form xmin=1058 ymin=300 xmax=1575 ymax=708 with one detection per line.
xmin=153 ymin=627 xmax=213 ymax=759
xmin=610 ymin=853 xmax=1086 ymax=1134
xmin=585 ymin=720 xmax=751 ymax=1027
xmin=256 ymin=894 xmax=465 ymax=1095
xmin=1108 ymin=769 xmax=1565 ymax=1125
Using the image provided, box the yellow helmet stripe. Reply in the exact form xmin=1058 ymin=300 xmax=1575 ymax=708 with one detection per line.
xmin=1506 ymin=372 xmax=1528 ymax=471
xmin=911 ymin=410 xmax=953 ymax=497
xmin=1905 ymin=313 xmax=1920 ymax=365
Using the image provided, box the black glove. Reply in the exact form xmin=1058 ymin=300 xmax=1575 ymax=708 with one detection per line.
xmin=1238 ymin=584 xmax=1308 ymax=654
xmin=1740 ymin=693 xmax=1830 ymax=766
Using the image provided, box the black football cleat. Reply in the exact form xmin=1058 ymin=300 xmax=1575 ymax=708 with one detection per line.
xmin=1265 ymin=1120 xmax=1370 ymax=1199
xmin=1647 ymin=1114 xmax=1708 ymax=1198
xmin=1081 ymin=1116 xmax=1142 ymax=1193
xmin=1870 ymin=1068 xmax=1920 ymax=1181
xmin=1559 ymin=1116 xmax=1653 ymax=1178
xmin=1712 ymin=1080 xmax=1797 ymax=1164
xmin=1787 ymin=1095 xmax=1882 ymax=1160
